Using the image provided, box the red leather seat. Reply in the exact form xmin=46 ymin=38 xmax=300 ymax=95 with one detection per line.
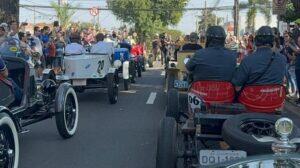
xmin=238 ymin=85 xmax=286 ymax=113
xmin=190 ymin=81 xmax=235 ymax=104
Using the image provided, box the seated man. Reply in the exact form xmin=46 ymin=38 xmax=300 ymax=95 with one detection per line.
xmin=185 ymin=26 xmax=237 ymax=82
xmin=91 ymin=33 xmax=114 ymax=56
xmin=0 ymin=55 xmax=23 ymax=104
xmin=181 ymin=32 xmax=203 ymax=51
xmin=65 ymin=33 xmax=85 ymax=55
xmin=232 ymin=26 xmax=287 ymax=89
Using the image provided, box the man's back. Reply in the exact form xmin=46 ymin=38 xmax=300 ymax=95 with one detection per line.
xmin=91 ymin=41 xmax=114 ymax=56
xmin=181 ymin=43 xmax=202 ymax=51
xmin=186 ymin=47 xmax=237 ymax=82
xmin=232 ymin=47 xmax=287 ymax=86
xmin=65 ymin=43 xmax=85 ymax=55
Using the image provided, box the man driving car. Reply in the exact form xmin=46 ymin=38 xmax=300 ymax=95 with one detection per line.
xmin=185 ymin=26 xmax=237 ymax=82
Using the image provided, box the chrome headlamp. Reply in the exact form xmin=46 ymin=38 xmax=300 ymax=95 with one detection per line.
xmin=275 ymin=118 xmax=294 ymax=138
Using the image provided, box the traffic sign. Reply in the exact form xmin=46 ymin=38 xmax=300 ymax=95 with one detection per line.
xmin=90 ymin=7 xmax=99 ymax=16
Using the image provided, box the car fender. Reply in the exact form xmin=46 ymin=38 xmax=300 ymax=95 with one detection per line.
xmin=122 ymin=61 xmax=130 ymax=80
xmin=0 ymin=106 xmax=21 ymax=132
xmin=55 ymin=83 xmax=73 ymax=114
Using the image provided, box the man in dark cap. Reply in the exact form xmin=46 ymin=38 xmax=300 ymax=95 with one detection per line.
xmin=185 ymin=26 xmax=237 ymax=82
xmin=232 ymin=26 xmax=287 ymax=90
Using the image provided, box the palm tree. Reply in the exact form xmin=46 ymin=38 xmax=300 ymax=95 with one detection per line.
xmin=239 ymin=0 xmax=272 ymax=33
xmin=50 ymin=2 xmax=77 ymax=30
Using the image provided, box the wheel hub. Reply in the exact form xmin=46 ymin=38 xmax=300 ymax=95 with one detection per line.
xmin=240 ymin=119 xmax=276 ymax=137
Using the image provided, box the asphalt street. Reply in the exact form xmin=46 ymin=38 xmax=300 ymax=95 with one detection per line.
xmin=19 ymin=66 xmax=166 ymax=168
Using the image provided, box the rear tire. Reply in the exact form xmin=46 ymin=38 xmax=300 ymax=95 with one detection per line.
xmin=55 ymin=84 xmax=79 ymax=139
xmin=166 ymin=89 xmax=179 ymax=121
xmin=107 ymin=73 xmax=118 ymax=104
xmin=156 ymin=117 xmax=178 ymax=168
xmin=124 ymin=79 xmax=129 ymax=91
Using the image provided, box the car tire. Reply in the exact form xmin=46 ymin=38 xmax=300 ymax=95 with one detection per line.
xmin=55 ymin=84 xmax=79 ymax=139
xmin=124 ymin=79 xmax=129 ymax=91
xmin=156 ymin=117 xmax=178 ymax=168
xmin=167 ymin=72 xmax=175 ymax=91
xmin=107 ymin=73 xmax=118 ymax=104
xmin=222 ymin=113 xmax=300 ymax=155
xmin=0 ymin=112 xmax=19 ymax=168
xmin=166 ymin=89 xmax=179 ymax=122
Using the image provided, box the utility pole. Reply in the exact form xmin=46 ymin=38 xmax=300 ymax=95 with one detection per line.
xmin=204 ymin=0 xmax=207 ymax=31
xmin=233 ymin=0 xmax=239 ymax=37
xmin=33 ymin=6 xmax=36 ymax=25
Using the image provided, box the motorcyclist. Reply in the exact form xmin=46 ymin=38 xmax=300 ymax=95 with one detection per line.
xmin=232 ymin=26 xmax=287 ymax=91
xmin=181 ymin=32 xmax=202 ymax=51
xmin=185 ymin=26 xmax=237 ymax=82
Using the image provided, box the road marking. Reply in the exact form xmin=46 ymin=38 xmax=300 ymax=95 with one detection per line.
xmin=161 ymin=71 xmax=165 ymax=76
xmin=146 ymin=92 xmax=157 ymax=104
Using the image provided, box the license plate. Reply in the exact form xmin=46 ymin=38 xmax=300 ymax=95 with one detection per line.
xmin=199 ymin=150 xmax=247 ymax=166
xmin=174 ymin=80 xmax=189 ymax=89
xmin=72 ymin=79 xmax=87 ymax=86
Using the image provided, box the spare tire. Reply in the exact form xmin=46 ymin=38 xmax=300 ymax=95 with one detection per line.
xmin=222 ymin=113 xmax=299 ymax=155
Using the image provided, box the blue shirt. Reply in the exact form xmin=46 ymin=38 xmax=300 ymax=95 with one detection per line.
xmin=186 ymin=47 xmax=237 ymax=82
xmin=0 ymin=56 xmax=6 ymax=71
xmin=232 ymin=47 xmax=287 ymax=86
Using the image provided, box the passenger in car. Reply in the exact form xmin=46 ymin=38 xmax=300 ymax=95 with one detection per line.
xmin=181 ymin=32 xmax=202 ymax=51
xmin=0 ymin=56 xmax=23 ymax=104
xmin=91 ymin=33 xmax=114 ymax=56
xmin=185 ymin=26 xmax=237 ymax=82
xmin=232 ymin=26 xmax=287 ymax=91
xmin=65 ymin=33 xmax=85 ymax=55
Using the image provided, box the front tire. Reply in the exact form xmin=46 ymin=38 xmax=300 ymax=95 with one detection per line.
xmin=107 ymin=73 xmax=118 ymax=104
xmin=0 ymin=113 xmax=19 ymax=168
xmin=55 ymin=84 xmax=79 ymax=139
xmin=156 ymin=117 xmax=178 ymax=168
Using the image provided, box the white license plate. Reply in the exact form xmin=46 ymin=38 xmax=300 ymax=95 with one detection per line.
xmin=72 ymin=79 xmax=87 ymax=86
xmin=174 ymin=80 xmax=189 ymax=89
xmin=199 ymin=150 xmax=247 ymax=166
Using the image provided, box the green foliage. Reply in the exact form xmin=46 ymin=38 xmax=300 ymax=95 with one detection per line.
xmin=50 ymin=2 xmax=77 ymax=30
xmin=197 ymin=10 xmax=222 ymax=32
xmin=108 ymin=0 xmax=188 ymax=40
xmin=280 ymin=1 xmax=299 ymax=23
xmin=239 ymin=0 xmax=271 ymax=33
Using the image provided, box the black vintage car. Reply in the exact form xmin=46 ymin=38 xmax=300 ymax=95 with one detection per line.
xmin=0 ymin=57 xmax=79 ymax=168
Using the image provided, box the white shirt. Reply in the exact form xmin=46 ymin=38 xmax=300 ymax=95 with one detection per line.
xmin=32 ymin=35 xmax=43 ymax=55
xmin=91 ymin=41 xmax=114 ymax=56
xmin=65 ymin=43 xmax=86 ymax=55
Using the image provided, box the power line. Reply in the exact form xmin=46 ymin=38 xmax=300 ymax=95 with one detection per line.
xmin=19 ymin=4 xmax=234 ymax=11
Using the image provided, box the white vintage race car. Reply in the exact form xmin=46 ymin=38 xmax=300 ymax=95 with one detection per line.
xmin=56 ymin=53 xmax=119 ymax=104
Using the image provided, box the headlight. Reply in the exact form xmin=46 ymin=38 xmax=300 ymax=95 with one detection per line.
xmin=113 ymin=60 xmax=122 ymax=68
xmin=275 ymin=118 xmax=293 ymax=137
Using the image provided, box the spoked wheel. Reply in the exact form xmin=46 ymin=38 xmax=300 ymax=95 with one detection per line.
xmin=222 ymin=113 xmax=299 ymax=155
xmin=55 ymin=84 xmax=79 ymax=139
xmin=0 ymin=113 xmax=19 ymax=168
xmin=107 ymin=73 xmax=118 ymax=104
xmin=240 ymin=119 xmax=276 ymax=137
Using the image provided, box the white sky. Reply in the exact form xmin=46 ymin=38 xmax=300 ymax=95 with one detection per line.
xmin=20 ymin=0 xmax=278 ymax=34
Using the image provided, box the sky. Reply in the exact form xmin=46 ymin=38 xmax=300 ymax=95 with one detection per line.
xmin=20 ymin=0 xmax=278 ymax=33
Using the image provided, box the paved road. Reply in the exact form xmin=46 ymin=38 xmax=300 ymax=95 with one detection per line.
xmin=19 ymin=67 xmax=166 ymax=168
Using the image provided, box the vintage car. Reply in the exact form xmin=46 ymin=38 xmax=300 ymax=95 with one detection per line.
xmin=157 ymin=56 xmax=293 ymax=167
xmin=56 ymin=53 xmax=119 ymax=104
xmin=0 ymin=56 xmax=79 ymax=168
xmin=114 ymin=48 xmax=135 ymax=90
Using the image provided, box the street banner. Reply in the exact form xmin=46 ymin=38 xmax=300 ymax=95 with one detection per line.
xmin=272 ymin=0 xmax=288 ymax=15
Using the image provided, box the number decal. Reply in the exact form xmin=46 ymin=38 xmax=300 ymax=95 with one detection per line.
xmin=97 ymin=60 xmax=105 ymax=74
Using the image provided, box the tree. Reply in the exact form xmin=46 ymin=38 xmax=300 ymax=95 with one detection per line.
xmin=108 ymin=0 xmax=188 ymax=40
xmin=280 ymin=0 xmax=299 ymax=23
xmin=50 ymin=2 xmax=77 ymax=30
xmin=239 ymin=0 xmax=271 ymax=33
xmin=197 ymin=10 xmax=222 ymax=32
xmin=0 ymin=0 xmax=19 ymax=23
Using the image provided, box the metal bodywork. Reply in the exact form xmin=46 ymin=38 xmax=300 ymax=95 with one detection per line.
xmin=56 ymin=53 xmax=117 ymax=89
